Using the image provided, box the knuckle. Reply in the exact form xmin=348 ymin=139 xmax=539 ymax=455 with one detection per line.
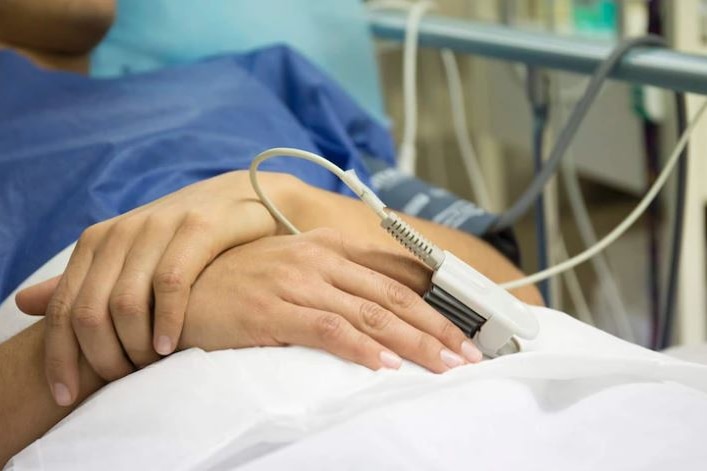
xmin=360 ymin=302 xmax=392 ymax=331
xmin=438 ymin=320 xmax=461 ymax=344
xmin=315 ymin=313 xmax=345 ymax=343
xmin=385 ymin=281 xmax=417 ymax=310
xmin=77 ymin=221 xmax=113 ymax=249
xmin=105 ymin=220 xmax=133 ymax=244
xmin=46 ymin=298 xmax=71 ymax=328
xmin=77 ymin=225 xmax=101 ymax=247
xmin=144 ymin=214 xmax=170 ymax=233
xmin=416 ymin=332 xmax=432 ymax=353
xmin=182 ymin=212 xmax=212 ymax=233
xmin=109 ymin=292 xmax=146 ymax=319
xmin=153 ymin=270 xmax=186 ymax=294
xmin=71 ymin=304 xmax=103 ymax=329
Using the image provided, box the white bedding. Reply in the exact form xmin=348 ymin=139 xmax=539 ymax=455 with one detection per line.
xmin=3 ymin=245 xmax=707 ymax=470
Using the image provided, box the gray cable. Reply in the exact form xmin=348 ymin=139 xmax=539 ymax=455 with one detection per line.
xmin=491 ymin=35 xmax=667 ymax=231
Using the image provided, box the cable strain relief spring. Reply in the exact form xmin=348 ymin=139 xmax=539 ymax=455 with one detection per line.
xmin=381 ymin=212 xmax=445 ymax=270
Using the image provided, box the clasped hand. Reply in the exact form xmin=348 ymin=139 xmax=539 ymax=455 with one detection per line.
xmin=16 ymin=172 xmax=482 ymax=407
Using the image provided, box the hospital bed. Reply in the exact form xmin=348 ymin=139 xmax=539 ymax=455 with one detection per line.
xmin=3 ymin=244 xmax=707 ymax=470
xmin=5 ymin=7 xmax=707 ymax=469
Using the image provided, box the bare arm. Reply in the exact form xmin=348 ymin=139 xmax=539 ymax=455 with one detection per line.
xmin=0 ymin=320 xmax=104 ymax=465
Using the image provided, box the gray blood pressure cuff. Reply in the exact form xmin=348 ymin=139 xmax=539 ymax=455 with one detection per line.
xmin=362 ymin=156 xmax=520 ymax=266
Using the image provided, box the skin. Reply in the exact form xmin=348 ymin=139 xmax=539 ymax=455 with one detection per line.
xmin=13 ymin=172 xmax=541 ymax=408
xmin=0 ymin=0 xmax=115 ymax=72
xmin=2 ymin=174 xmax=541 ymax=465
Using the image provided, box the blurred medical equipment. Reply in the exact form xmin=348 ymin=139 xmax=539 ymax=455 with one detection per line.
xmin=371 ymin=2 xmax=657 ymax=317
xmin=250 ymin=148 xmax=538 ymax=357
xmin=368 ymin=0 xmax=492 ymax=209
xmin=370 ymin=6 xmax=707 ymax=348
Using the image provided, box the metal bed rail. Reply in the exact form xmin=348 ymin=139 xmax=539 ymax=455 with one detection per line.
xmin=369 ymin=11 xmax=707 ymax=95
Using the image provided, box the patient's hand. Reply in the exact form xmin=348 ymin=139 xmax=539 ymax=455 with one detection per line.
xmin=19 ymin=229 xmax=481 ymax=385
xmin=178 ymin=228 xmax=482 ymax=371
xmin=15 ymin=171 xmax=299 ymax=406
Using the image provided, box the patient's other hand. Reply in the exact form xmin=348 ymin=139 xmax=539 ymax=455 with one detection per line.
xmin=178 ymin=228 xmax=483 ymax=372
xmin=15 ymin=171 xmax=298 ymax=406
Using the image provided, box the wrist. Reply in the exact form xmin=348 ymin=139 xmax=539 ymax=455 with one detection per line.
xmin=244 ymin=171 xmax=308 ymax=236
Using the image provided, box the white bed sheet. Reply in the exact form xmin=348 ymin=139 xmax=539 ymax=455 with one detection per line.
xmin=3 ymin=245 xmax=707 ymax=470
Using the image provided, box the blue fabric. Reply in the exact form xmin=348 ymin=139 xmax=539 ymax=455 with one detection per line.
xmin=0 ymin=46 xmax=395 ymax=300
xmin=90 ymin=0 xmax=386 ymax=122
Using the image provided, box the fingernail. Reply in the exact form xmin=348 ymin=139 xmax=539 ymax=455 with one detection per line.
xmin=462 ymin=340 xmax=483 ymax=363
xmin=52 ymin=382 xmax=72 ymax=406
xmin=379 ymin=351 xmax=402 ymax=370
xmin=155 ymin=335 xmax=173 ymax=356
xmin=440 ymin=349 xmax=465 ymax=369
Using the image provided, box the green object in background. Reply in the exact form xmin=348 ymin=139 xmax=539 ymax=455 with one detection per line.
xmin=572 ymin=0 xmax=618 ymax=37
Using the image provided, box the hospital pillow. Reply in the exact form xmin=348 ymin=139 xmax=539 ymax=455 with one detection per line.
xmin=90 ymin=0 xmax=386 ymax=121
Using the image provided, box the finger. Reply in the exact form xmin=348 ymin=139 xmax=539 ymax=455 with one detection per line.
xmin=332 ymin=260 xmax=482 ymax=364
xmin=151 ymin=215 xmax=224 ymax=356
xmin=342 ymin=242 xmax=432 ymax=295
xmin=310 ymin=228 xmax=432 ymax=295
xmin=315 ymin=285 xmax=462 ymax=373
xmin=275 ymin=305 xmax=403 ymax=371
xmin=110 ymin=217 xmax=176 ymax=367
xmin=44 ymin=242 xmax=94 ymax=406
xmin=71 ymin=227 xmax=136 ymax=382
xmin=15 ymin=275 xmax=62 ymax=315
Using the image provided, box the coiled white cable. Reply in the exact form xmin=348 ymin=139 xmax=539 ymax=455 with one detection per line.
xmin=249 ymin=148 xmax=446 ymax=269
xmin=249 ymin=148 xmax=388 ymax=235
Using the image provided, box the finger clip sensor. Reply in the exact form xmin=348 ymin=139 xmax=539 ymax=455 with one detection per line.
xmin=424 ymin=251 xmax=539 ymax=357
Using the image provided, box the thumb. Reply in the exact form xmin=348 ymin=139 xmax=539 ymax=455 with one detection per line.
xmin=14 ymin=275 xmax=62 ymax=315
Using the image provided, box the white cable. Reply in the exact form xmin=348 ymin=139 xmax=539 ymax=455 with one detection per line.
xmin=553 ymin=75 xmax=635 ymax=341
xmin=501 ymin=99 xmax=707 ymax=290
xmin=368 ymin=0 xmax=434 ymax=175
xmin=557 ymin=236 xmax=595 ymax=326
xmin=250 ymin=148 xmax=446 ymax=269
xmin=370 ymin=1 xmax=491 ymax=207
xmin=399 ymin=0 xmax=434 ymax=174
xmin=249 ymin=148 xmax=388 ymax=235
xmin=561 ymin=142 xmax=636 ymax=340
xmin=440 ymin=48 xmax=492 ymax=209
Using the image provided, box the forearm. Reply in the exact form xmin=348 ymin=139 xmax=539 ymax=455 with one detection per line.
xmin=0 ymin=0 xmax=114 ymax=54
xmin=0 ymin=320 xmax=104 ymax=466
xmin=285 ymin=179 xmax=543 ymax=305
